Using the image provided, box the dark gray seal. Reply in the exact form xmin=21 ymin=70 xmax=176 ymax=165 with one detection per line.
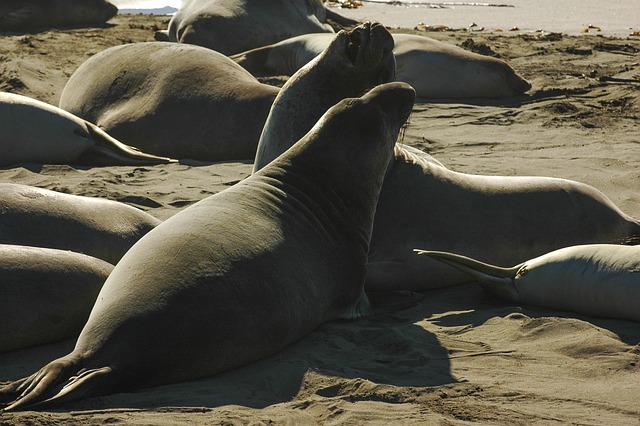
xmin=0 ymin=82 xmax=415 ymax=411
xmin=0 ymin=183 xmax=160 ymax=265
xmin=0 ymin=244 xmax=112 ymax=353
xmin=252 ymin=23 xmax=640 ymax=292
xmin=59 ymin=42 xmax=279 ymax=162
xmin=154 ymin=0 xmax=357 ymax=55
xmin=0 ymin=92 xmax=176 ymax=166
xmin=233 ymin=33 xmax=531 ymax=98
xmin=0 ymin=0 xmax=117 ymax=32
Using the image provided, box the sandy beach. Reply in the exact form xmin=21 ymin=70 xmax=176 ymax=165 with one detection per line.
xmin=0 ymin=12 xmax=639 ymax=424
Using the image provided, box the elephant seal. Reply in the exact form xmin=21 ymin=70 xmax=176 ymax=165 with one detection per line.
xmin=0 ymin=183 xmax=160 ymax=265
xmin=254 ymin=21 xmax=396 ymax=171
xmin=416 ymin=244 xmax=640 ymax=322
xmin=154 ymin=0 xmax=357 ymax=55
xmin=0 ymin=82 xmax=415 ymax=411
xmin=0 ymin=93 xmax=175 ymax=166
xmin=234 ymin=33 xmax=531 ymax=98
xmin=59 ymin=42 xmax=279 ymax=162
xmin=0 ymin=244 xmax=112 ymax=353
xmin=252 ymin=24 xmax=640 ymax=292
xmin=0 ymin=0 xmax=117 ymax=32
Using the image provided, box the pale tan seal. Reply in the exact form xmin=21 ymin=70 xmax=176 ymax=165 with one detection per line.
xmin=59 ymin=42 xmax=279 ymax=162
xmin=252 ymin=23 xmax=640 ymax=292
xmin=0 ymin=82 xmax=415 ymax=411
xmin=0 ymin=244 xmax=112 ymax=353
xmin=233 ymin=32 xmax=531 ymax=98
xmin=0 ymin=0 xmax=117 ymax=32
xmin=416 ymin=244 xmax=640 ymax=322
xmin=0 ymin=183 xmax=160 ymax=265
xmin=154 ymin=0 xmax=357 ymax=55
xmin=0 ymin=92 xmax=175 ymax=166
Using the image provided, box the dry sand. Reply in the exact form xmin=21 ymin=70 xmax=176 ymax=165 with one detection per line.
xmin=0 ymin=14 xmax=639 ymax=425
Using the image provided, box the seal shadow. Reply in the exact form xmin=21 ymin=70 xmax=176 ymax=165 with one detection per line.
xmin=434 ymin=285 xmax=640 ymax=346
xmin=0 ymin=288 xmax=462 ymax=411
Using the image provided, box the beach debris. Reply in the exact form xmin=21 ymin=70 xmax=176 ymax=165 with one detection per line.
xmin=468 ymin=22 xmax=485 ymax=31
xmin=564 ymin=46 xmax=593 ymax=55
xmin=593 ymin=42 xmax=639 ymax=55
xmin=326 ymin=0 xmax=363 ymax=8
xmin=630 ymin=31 xmax=640 ymax=37
xmin=415 ymin=22 xmax=451 ymax=32
xmin=358 ymin=1 xmax=514 ymax=7
xmin=581 ymin=24 xmax=602 ymax=33
xmin=520 ymin=32 xmax=563 ymax=41
xmin=459 ymin=38 xmax=501 ymax=57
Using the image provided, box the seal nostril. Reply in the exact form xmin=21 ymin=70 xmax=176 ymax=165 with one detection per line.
xmin=347 ymin=30 xmax=363 ymax=63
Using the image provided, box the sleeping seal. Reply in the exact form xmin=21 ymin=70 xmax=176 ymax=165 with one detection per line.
xmin=0 ymin=0 xmax=117 ymax=32
xmin=233 ymin=32 xmax=531 ymax=98
xmin=0 ymin=92 xmax=175 ymax=166
xmin=0 ymin=183 xmax=160 ymax=265
xmin=0 ymin=244 xmax=112 ymax=353
xmin=59 ymin=42 xmax=279 ymax=162
xmin=416 ymin=244 xmax=640 ymax=322
xmin=0 ymin=81 xmax=415 ymax=411
xmin=155 ymin=0 xmax=357 ymax=55
xmin=252 ymin=23 xmax=640 ymax=292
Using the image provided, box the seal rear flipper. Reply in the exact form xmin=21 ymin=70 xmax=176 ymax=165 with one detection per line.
xmin=79 ymin=122 xmax=178 ymax=166
xmin=324 ymin=9 xmax=358 ymax=29
xmin=414 ymin=249 xmax=522 ymax=302
xmin=230 ymin=47 xmax=273 ymax=76
xmin=154 ymin=30 xmax=170 ymax=41
xmin=2 ymin=360 xmax=113 ymax=412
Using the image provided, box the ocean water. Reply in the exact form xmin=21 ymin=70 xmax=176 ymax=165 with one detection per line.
xmin=110 ymin=0 xmax=639 ymax=37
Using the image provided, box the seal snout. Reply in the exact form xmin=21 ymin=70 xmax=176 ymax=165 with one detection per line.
xmin=364 ymin=82 xmax=415 ymax=126
xmin=346 ymin=24 xmax=368 ymax=64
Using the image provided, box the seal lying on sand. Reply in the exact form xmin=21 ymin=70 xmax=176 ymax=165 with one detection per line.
xmin=416 ymin=244 xmax=640 ymax=322
xmin=233 ymin=33 xmax=531 ymax=98
xmin=0 ymin=0 xmax=117 ymax=32
xmin=0 ymin=93 xmax=175 ymax=166
xmin=0 ymin=245 xmax=112 ymax=353
xmin=155 ymin=0 xmax=357 ymax=55
xmin=0 ymin=82 xmax=415 ymax=411
xmin=0 ymin=183 xmax=160 ymax=265
xmin=59 ymin=42 xmax=279 ymax=162
xmin=253 ymin=23 xmax=640 ymax=292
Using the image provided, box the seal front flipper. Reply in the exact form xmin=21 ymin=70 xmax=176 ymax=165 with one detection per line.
xmin=78 ymin=122 xmax=178 ymax=166
xmin=414 ymin=249 xmax=522 ymax=302
xmin=2 ymin=358 xmax=113 ymax=411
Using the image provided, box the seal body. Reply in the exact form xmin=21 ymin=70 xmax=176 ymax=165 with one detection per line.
xmin=0 ymin=244 xmax=112 ymax=353
xmin=233 ymin=33 xmax=531 ymax=98
xmin=0 ymin=92 xmax=175 ymax=166
xmin=0 ymin=183 xmax=160 ymax=265
xmin=156 ymin=0 xmax=356 ymax=55
xmin=0 ymin=82 xmax=415 ymax=411
xmin=417 ymin=244 xmax=640 ymax=322
xmin=0 ymin=0 xmax=117 ymax=32
xmin=59 ymin=42 xmax=279 ymax=162
xmin=252 ymin=24 xmax=640 ymax=292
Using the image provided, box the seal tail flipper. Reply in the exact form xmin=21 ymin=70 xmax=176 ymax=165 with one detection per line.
xmin=1 ymin=358 xmax=112 ymax=412
xmin=414 ymin=249 xmax=522 ymax=302
xmin=78 ymin=122 xmax=178 ymax=166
